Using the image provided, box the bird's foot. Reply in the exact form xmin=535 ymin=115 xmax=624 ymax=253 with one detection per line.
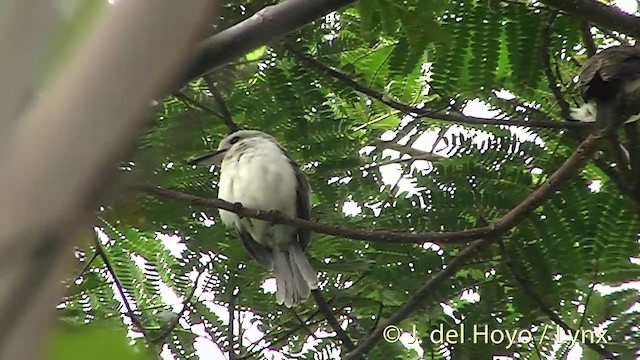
xmin=233 ymin=202 xmax=244 ymax=217
xmin=267 ymin=209 xmax=282 ymax=220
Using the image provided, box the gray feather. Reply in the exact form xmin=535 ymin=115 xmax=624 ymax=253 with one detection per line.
xmin=236 ymin=227 xmax=274 ymax=270
xmin=289 ymin=244 xmax=318 ymax=289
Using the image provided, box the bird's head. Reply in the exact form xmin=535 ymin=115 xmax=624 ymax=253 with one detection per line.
xmin=188 ymin=130 xmax=277 ymax=167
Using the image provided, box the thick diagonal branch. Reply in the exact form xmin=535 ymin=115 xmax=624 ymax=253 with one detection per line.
xmin=343 ymin=135 xmax=601 ymax=359
xmin=173 ymin=0 xmax=356 ymax=90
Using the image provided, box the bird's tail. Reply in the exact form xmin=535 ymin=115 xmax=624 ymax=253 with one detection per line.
xmin=273 ymin=246 xmax=318 ymax=307
xmin=595 ymin=98 xmax=622 ymax=136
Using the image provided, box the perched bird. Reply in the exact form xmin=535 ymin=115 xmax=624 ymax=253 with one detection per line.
xmin=189 ymin=130 xmax=318 ymax=307
xmin=571 ymin=45 xmax=640 ymax=135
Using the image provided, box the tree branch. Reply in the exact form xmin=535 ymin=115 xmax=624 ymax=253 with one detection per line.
xmin=173 ymin=0 xmax=357 ymax=90
xmin=95 ymin=238 xmax=149 ymax=338
xmin=285 ymin=44 xmax=587 ymax=130
xmin=153 ymin=266 xmax=211 ymax=344
xmin=580 ymin=21 xmax=597 ymax=57
xmin=204 ymin=76 xmax=240 ymax=133
xmin=624 ymin=122 xmax=640 ymax=192
xmin=70 ymin=248 xmax=99 ymax=285
xmin=539 ymin=0 xmax=640 ymax=38
xmin=174 ymin=91 xmax=224 ymax=120
xmin=311 ymin=289 xmax=355 ymax=350
xmin=228 ymin=283 xmax=238 ymax=360
xmin=0 ymin=2 xmax=212 ymax=358
xmin=131 ymin=182 xmax=496 ymax=244
xmin=344 ymin=135 xmax=602 ymax=359
xmin=541 ymin=12 xmax=571 ymax=120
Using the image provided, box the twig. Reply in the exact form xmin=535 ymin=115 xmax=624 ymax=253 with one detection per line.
xmin=153 ymin=266 xmax=211 ymax=344
xmin=624 ymin=122 xmax=640 ymax=192
xmin=573 ymin=261 xmax=600 ymax=347
xmin=290 ymin=309 xmax=317 ymax=340
xmin=228 ymin=281 xmax=238 ymax=360
xmin=498 ymin=241 xmax=613 ymax=358
xmin=70 ymin=249 xmax=99 ymax=285
xmin=598 ymin=27 xmax=631 ymax=46
xmin=541 ymin=12 xmax=571 ymax=120
xmin=368 ymin=302 xmax=384 ymax=334
xmin=285 ymin=44 xmax=587 ymax=130
xmin=580 ymin=22 xmax=597 ymax=57
xmin=238 ymin=311 xmax=334 ymax=359
xmin=174 ymin=91 xmax=224 ymax=120
xmin=372 ymin=141 xmax=445 ymax=161
xmin=94 ymin=237 xmax=149 ymax=338
xmin=311 ymin=289 xmax=355 ymax=350
xmin=344 ymin=135 xmax=602 ymax=359
xmin=592 ymin=156 xmax=640 ymax=212
xmin=203 ymin=76 xmax=240 ymax=133
xmin=607 ymin=134 xmax=632 ymax=178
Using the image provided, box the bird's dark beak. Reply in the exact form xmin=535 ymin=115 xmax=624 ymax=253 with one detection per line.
xmin=188 ymin=148 xmax=228 ymax=167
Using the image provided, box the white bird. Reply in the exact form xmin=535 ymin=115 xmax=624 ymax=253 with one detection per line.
xmin=190 ymin=130 xmax=318 ymax=307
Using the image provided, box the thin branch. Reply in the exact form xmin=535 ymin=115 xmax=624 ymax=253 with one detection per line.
xmin=578 ymin=261 xmax=600 ymax=330
xmin=238 ymin=309 xmax=338 ymax=359
xmin=94 ymin=238 xmax=149 ymax=338
xmin=607 ymin=134 xmax=632 ymax=178
xmin=204 ymin=76 xmax=240 ymax=133
xmin=344 ymin=135 xmax=602 ymax=359
xmin=311 ymin=289 xmax=355 ymax=350
xmin=369 ymin=302 xmax=384 ymax=334
xmin=174 ymin=91 xmax=224 ymax=120
xmin=624 ymin=122 xmax=640 ymax=192
xmin=498 ymin=241 xmax=613 ymax=358
xmin=598 ymin=27 xmax=632 ymax=46
xmin=372 ymin=141 xmax=445 ymax=161
xmin=228 ymin=284 xmax=237 ymax=360
xmin=541 ymin=12 xmax=571 ymax=120
xmin=580 ymin=22 xmax=597 ymax=57
xmin=70 ymin=249 xmax=99 ymax=285
xmin=290 ymin=309 xmax=317 ymax=340
xmin=285 ymin=44 xmax=588 ymax=130
xmin=240 ymin=277 xmax=361 ymax=358
xmin=592 ymin=156 xmax=640 ymax=212
xmin=153 ymin=267 xmax=211 ymax=344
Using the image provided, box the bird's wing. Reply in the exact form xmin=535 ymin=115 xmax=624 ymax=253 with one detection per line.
xmin=290 ymin=158 xmax=312 ymax=251
xmin=579 ymin=47 xmax=640 ymax=88
xmin=596 ymin=46 xmax=640 ymax=82
xmin=236 ymin=222 xmax=274 ymax=270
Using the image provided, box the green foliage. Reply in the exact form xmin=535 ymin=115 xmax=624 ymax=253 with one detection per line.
xmin=48 ymin=322 xmax=151 ymax=360
xmin=59 ymin=0 xmax=640 ymax=359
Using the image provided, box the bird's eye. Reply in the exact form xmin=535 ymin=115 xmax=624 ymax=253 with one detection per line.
xmin=230 ymin=136 xmax=241 ymax=144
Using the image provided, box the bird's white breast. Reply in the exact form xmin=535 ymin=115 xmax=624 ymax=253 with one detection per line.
xmin=217 ymin=138 xmax=298 ymax=247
